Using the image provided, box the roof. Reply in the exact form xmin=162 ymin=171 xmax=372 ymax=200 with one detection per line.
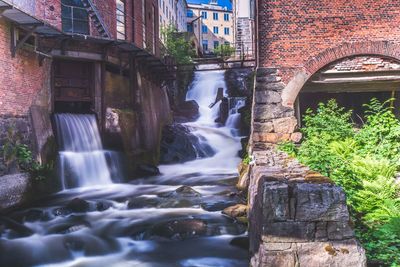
xmin=187 ymin=0 xmax=232 ymax=11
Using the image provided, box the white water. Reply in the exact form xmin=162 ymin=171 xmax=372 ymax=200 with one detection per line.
xmin=54 ymin=114 xmax=114 ymax=189
xmin=0 ymin=68 xmax=248 ymax=267
xmin=161 ymin=68 xmax=244 ymax=177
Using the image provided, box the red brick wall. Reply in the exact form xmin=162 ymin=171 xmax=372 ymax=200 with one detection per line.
xmin=0 ymin=19 xmax=50 ymax=116
xmin=258 ymin=0 xmax=400 ymax=81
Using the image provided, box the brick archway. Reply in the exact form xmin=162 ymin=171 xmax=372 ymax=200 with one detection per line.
xmin=281 ymin=41 xmax=400 ymax=107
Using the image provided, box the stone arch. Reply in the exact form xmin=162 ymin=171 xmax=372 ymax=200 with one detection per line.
xmin=281 ymin=41 xmax=400 ymax=107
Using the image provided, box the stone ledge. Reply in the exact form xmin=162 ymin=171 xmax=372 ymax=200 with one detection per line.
xmin=254 ymin=239 xmax=366 ymax=267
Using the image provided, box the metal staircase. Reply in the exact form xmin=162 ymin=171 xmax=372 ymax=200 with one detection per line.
xmin=80 ymin=0 xmax=111 ymax=38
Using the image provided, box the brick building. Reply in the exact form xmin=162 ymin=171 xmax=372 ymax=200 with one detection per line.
xmin=249 ymin=0 xmax=400 ymax=266
xmin=0 ymin=0 xmax=175 ymax=174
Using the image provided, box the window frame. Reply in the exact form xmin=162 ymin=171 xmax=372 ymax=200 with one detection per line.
xmin=116 ymin=0 xmax=126 ymax=40
xmin=213 ymin=26 xmax=219 ymax=34
xmin=61 ymin=0 xmax=89 ymax=35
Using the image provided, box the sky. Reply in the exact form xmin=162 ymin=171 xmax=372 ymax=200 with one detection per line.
xmin=186 ymin=0 xmax=233 ymax=11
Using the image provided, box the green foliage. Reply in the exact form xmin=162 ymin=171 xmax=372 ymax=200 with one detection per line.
xmin=302 ymin=99 xmax=354 ymax=141
xmin=277 ymin=141 xmax=297 ymax=157
xmin=214 ymin=44 xmax=235 ymax=59
xmin=287 ymin=98 xmax=400 ymax=266
xmin=161 ymin=25 xmax=194 ymax=64
xmin=243 ymin=153 xmax=251 ymax=165
xmin=1 ymin=124 xmax=53 ymax=180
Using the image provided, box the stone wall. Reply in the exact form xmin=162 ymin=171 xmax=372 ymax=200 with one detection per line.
xmin=248 ymin=143 xmax=367 ymax=267
xmin=252 ymin=68 xmax=300 ymax=145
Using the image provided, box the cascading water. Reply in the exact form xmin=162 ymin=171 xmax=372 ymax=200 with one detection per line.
xmin=0 ymin=67 xmax=249 ymax=267
xmin=54 ymin=114 xmax=114 ymax=189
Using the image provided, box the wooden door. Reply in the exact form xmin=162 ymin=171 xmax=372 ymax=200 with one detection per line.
xmin=53 ymin=60 xmax=94 ymax=103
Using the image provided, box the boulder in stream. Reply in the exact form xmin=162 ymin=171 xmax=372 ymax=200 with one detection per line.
xmin=173 ymin=100 xmax=200 ymax=122
xmin=150 ymin=219 xmax=208 ymax=240
xmin=160 ymin=124 xmax=215 ymax=164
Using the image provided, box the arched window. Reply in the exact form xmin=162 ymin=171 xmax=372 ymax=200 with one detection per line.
xmin=61 ymin=0 xmax=89 ymax=34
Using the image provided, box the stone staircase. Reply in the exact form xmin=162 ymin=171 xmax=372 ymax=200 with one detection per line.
xmin=80 ymin=0 xmax=111 ymax=38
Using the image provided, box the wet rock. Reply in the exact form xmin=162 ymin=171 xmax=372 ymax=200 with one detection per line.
xmin=237 ymin=162 xmax=250 ymax=191
xmin=230 ymin=236 xmax=249 ymax=250
xmin=200 ymin=200 xmax=237 ymax=212
xmin=175 ymin=185 xmax=201 ymax=197
xmin=66 ymin=198 xmax=91 ymax=213
xmin=150 ymin=219 xmax=208 ymax=240
xmin=159 ymin=186 xmax=201 ymax=198
xmin=215 ymin=97 xmax=229 ymax=124
xmin=136 ymin=164 xmax=160 ymax=177
xmin=0 ymin=217 xmax=34 ymax=237
xmin=173 ymin=100 xmax=200 ymax=122
xmin=222 ymin=204 xmax=248 ymax=219
xmin=13 ymin=209 xmax=50 ymax=222
xmin=96 ymin=201 xmax=113 ymax=211
xmin=160 ymin=124 xmax=215 ymax=164
xmin=127 ymin=197 xmax=160 ymax=209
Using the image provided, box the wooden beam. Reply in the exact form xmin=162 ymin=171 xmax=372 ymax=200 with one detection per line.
xmin=10 ymin=25 xmax=38 ymax=57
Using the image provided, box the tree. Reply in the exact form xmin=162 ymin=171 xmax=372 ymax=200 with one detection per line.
xmin=214 ymin=44 xmax=235 ymax=59
xmin=161 ymin=25 xmax=194 ymax=65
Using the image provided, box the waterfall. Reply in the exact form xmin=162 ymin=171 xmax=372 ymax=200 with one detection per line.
xmin=160 ymin=67 xmax=245 ymax=176
xmin=226 ymin=97 xmax=246 ymax=136
xmin=54 ymin=113 xmax=114 ymax=189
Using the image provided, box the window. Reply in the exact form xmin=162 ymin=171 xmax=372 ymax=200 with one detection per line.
xmin=224 ymin=41 xmax=230 ymax=45
xmin=202 ymin=25 xmax=208 ymax=33
xmin=224 ymin=13 xmax=229 ymax=21
xmin=202 ymin=40 xmax=208 ymax=51
xmin=187 ymin=23 xmax=193 ymax=32
xmin=213 ymin=26 xmax=219 ymax=34
xmin=116 ymin=0 xmax=126 ymax=39
xmin=213 ymin=12 xmax=218 ymax=20
xmin=61 ymin=0 xmax=89 ymax=34
xmin=224 ymin=27 xmax=229 ymax=35
xmin=214 ymin=41 xmax=219 ymax=49
xmin=201 ymin=11 xmax=207 ymax=19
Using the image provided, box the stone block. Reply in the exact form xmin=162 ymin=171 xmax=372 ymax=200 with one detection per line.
xmin=327 ymin=221 xmax=354 ymax=240
xmin=257 ymin=67 xmax=279 ymax=76
xmin=294 ymin=183 xmax=350 ymax=222
xmin=253 ymin=103 xmax=294 ymax=121
xmin=272 ymin=116 xmax=298 ymax=134
xmin=296 ymin=240 xmax=367 ymax=267
xmin=255 ymin=90 xmax=282 ymax=104
xmin=253 ymin=133 xmax=290 ymax=143
xmin=253 ymin=122 xmax=274 ymax=133
xmin=262 ymin=222 xmax=315 ymax=242
xmin=315 ymin=222 xmax=328 ymax=241
xmin=261 ymin=250 xmax=296 ymax=267
xmin=290 ymin=132 xmax=303 ymax=143
xmin=263 ymin=182 xmax=289 ymax=222
xmin=255 ymin=82 xmax=285 ymax=91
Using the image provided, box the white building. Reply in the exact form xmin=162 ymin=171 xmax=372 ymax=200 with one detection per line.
xmin=187 ymin=0 xmax=234 ymax=54
xmin=233 ymin=0 xmax=254 ymax=57
xmin=159 ymin=0 xmax=188 ymax=32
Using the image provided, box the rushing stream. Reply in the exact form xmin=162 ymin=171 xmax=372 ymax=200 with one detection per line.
xmin=0 ymin=68 xmax=249 ymax=267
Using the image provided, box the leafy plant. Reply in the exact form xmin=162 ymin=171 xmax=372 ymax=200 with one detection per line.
xmin=214 ymin=44 xmax=235 ymax=59
xmin=277 ymin=141 xmax=297 ymax=157
xmin=285 ymin=98 xmax=400 ymax=266
xmin=161 ymin=25 xmax=195 ymax=64
xmin=1 ymin=124 xmax=53 ymax=180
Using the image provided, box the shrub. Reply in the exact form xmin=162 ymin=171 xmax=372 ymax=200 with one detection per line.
xmin=279 ymin=98 xmax=400 ymax=266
